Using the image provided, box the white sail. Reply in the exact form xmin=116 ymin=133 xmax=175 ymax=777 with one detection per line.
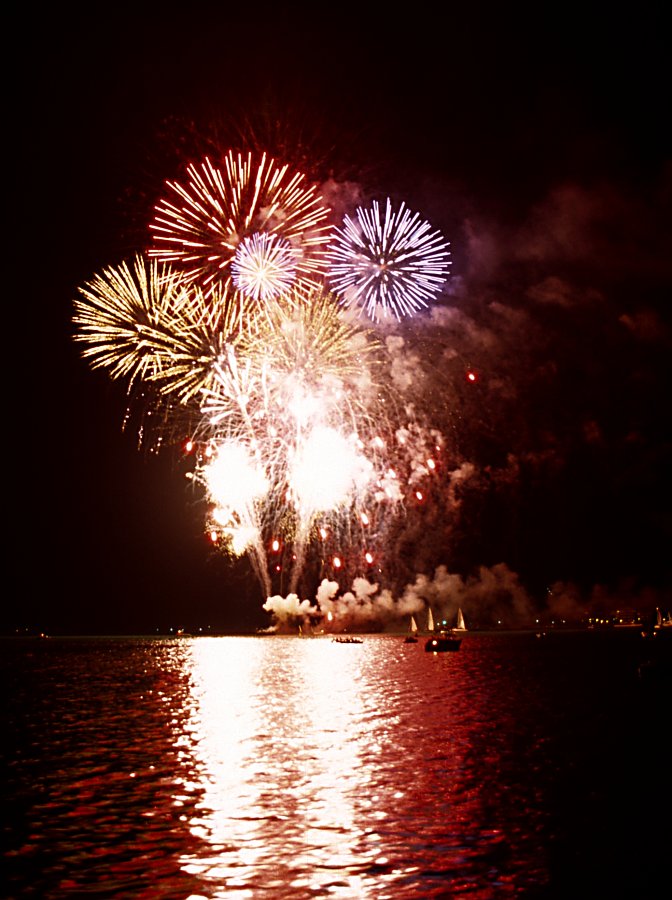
xmin=427 ymin=608 xmax=435 ymax=632
xmin=456 ymin=608 xmax=467 ymax=631
xmin=410 ymin=615 xmax=418 ymax=634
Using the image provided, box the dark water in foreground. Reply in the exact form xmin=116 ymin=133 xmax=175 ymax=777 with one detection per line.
xmin=2 ymin=631 xmax=670 ymax=898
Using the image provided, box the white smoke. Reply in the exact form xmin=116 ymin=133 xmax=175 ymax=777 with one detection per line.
xmin=262 ymin=562 xmax=539 ymax=632
xmin=262 ymin=593 xmax=319 ymax=630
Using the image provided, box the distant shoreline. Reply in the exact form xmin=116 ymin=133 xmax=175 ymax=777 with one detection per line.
xmin=4 ymin=626 xmax=666 ymax=640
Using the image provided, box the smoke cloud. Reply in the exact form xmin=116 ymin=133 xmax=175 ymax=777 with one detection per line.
xmin=263 ymin=562 xmax=542 ymax=633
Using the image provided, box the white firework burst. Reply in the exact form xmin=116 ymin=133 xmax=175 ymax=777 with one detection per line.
xmin=326 ymin=198 xmax=451 ymax=322
xmin=231 ymin=232 xmax=297 ymax=301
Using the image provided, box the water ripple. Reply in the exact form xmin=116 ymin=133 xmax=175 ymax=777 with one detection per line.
xmin=3 ymin=632 xmax=669 ymax=897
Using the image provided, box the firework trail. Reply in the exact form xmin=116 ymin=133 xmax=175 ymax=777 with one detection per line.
xmin=148 ymin=151 xmax=332 ymax=299
xmin=326 ymin=197 xmax=451 ymax=322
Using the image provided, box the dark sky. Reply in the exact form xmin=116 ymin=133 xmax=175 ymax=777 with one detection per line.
xmin=14 ymin=7 xmax=671 ymax=633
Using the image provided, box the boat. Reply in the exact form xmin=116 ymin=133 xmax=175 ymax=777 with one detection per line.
xmin=455 ymin=607 xmax=467 ymax=631
xmin=655 ymin=607 xmax=672 ymax=630
xmin=403 ymin=614 xmax=419 ymax=643
xmin=425 ymin=630 xmax=462 ymax=652
xmin=423 ymin=604 xmax=462 ymax=651
xmin=641 ymin=607 xmax=672 ymax=639
xmin=332 ymin=636 xmax=363 ymax=644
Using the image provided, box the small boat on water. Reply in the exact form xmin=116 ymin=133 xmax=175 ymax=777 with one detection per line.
xmin=425 ymin=631 xmax=462 ymax=652
xmin=332 ymin=636 xmax=363 ymax=644
xmin=404 ymin=614 xmax=419 ymax=643
xmin=641 ymin=607 xmax=672 ymax=639
xmin=424 ymin=607 xmax=465 ymax=652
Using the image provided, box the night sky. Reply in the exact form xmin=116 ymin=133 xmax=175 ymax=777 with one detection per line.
xmin=14 ymin=7 xmax=670 ymax=634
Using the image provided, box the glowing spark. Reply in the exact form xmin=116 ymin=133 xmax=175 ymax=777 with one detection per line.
xmin=289 ymin=426 xmax=374 ymax=515
xmin=326 ymin=197 xmax=451 ymax=322
xmin=204 ymin=442 xmax=268 ymax=512
xmin=202 ymin=442 xmax=269 ymax=559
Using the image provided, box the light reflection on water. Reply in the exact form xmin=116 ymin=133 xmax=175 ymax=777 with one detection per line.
xmin=177 ymin=638 xmax=398 ymax=896
xmin=3 ymin=632 xmax=668 ymax=898
xmin=172 ymin=637 xmax=545 ymax=898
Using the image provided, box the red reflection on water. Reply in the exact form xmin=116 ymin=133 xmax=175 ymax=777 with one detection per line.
xmin=171 ymin=635 xmax=550 ymax=897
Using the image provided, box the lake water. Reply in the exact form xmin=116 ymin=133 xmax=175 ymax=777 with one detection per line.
xmin=2 ymin=631 xmax=669 ymax=898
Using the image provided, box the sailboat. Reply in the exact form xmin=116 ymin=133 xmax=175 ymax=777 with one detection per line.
xmin=424 ymin=605 xmax=462 ymax=653
xmin=655 ymin=607 xmax=672 ymax=629
xmin=404 ymin=614 xmax=419 ymax=643
xmin=455 ymin=608 xmax=467 ymax=631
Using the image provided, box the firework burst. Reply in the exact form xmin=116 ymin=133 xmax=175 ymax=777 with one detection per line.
xmin=73 ymin=137 xmax=454 ymax=604
xmin=73 ymin=255 xmax=187 ymax=387
xmin=73 ymin=254 xmax=262 ymax=404
xmin=326 ymin=197 xmax=451 ymax=322
xmin=148 ymin=151 xmax=332 ymax=297
xmin=231 ymin=232 xmax=297 ymax=302
xmin=74 ymin=255 xmax=447 ymax=597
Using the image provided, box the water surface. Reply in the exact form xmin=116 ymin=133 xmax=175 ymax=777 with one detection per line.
xmin=2 ymin=632 xmax=669 ymax=897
